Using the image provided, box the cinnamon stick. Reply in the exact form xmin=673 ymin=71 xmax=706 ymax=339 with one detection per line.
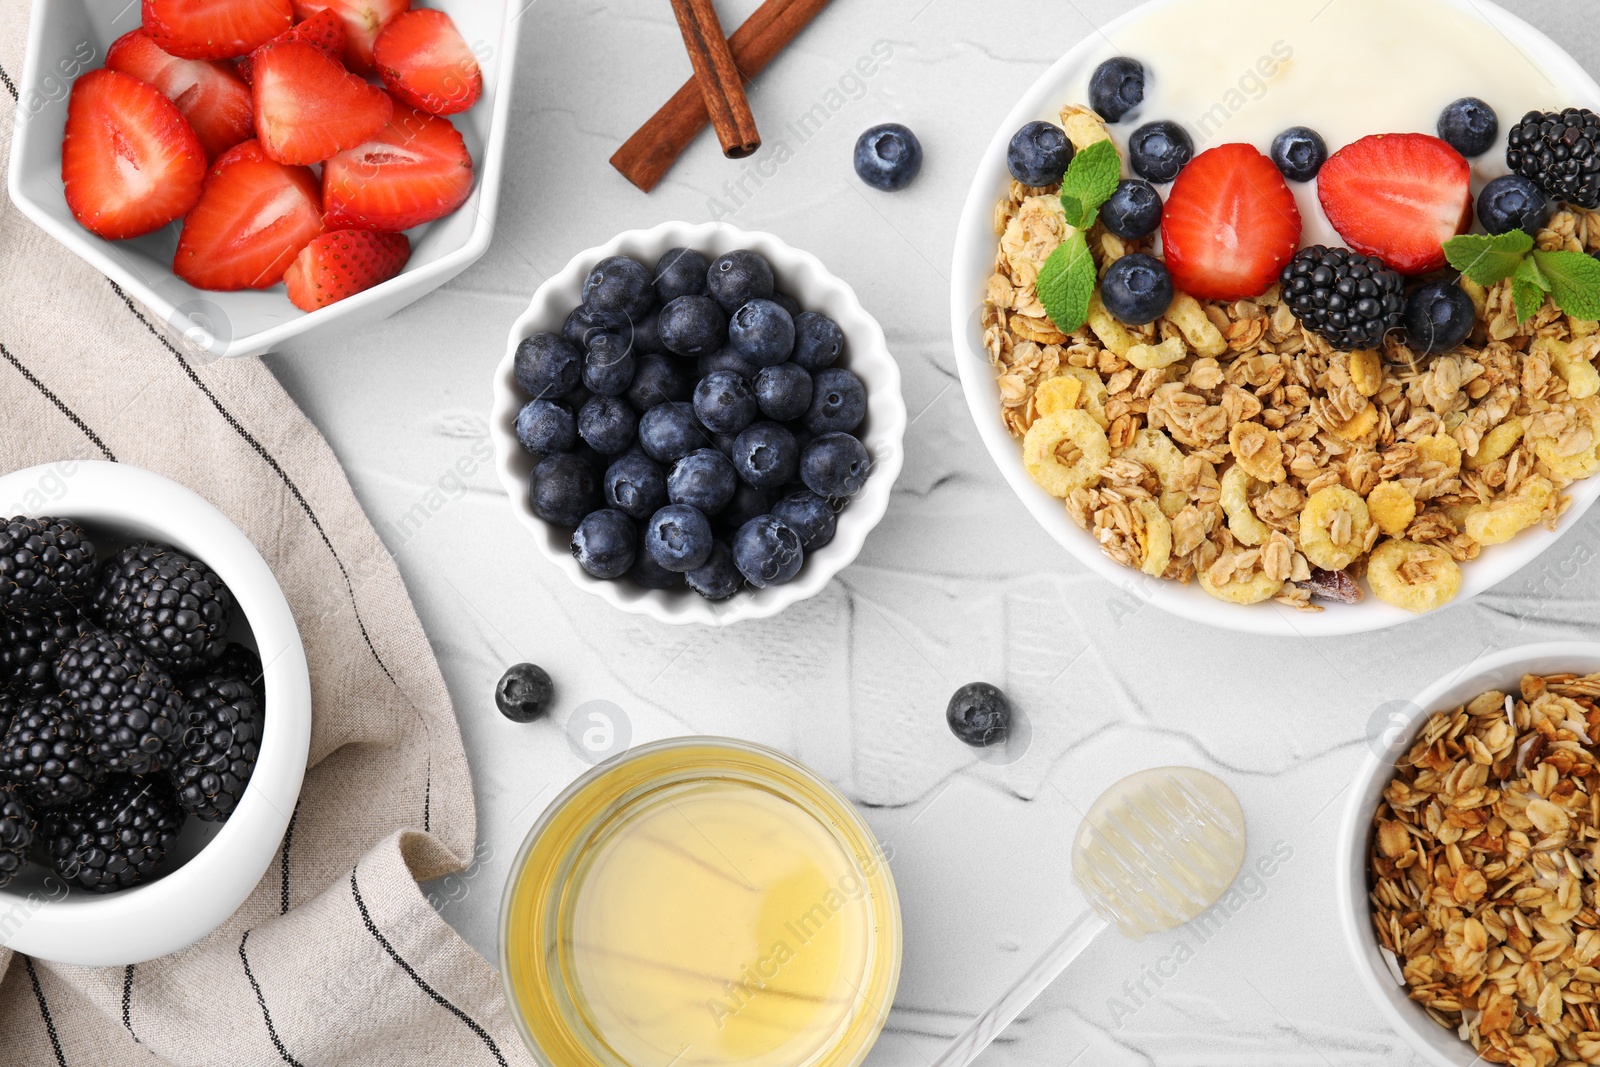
xmin=667 ymin=0 xmax=761 ymax=159
xmin=612 ymin=0 xmax=835 ymax=193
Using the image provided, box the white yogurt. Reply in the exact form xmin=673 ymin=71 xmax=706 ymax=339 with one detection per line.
xmin=1066 ymin=0 xmax=1586 ymax=246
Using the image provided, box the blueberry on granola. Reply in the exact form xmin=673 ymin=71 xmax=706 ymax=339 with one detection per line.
xmin=1279 ymin=246 xmax=1405 ymax=350
xmin=1128 ymin=120 xmax=1192 ymax=183
xmin=1476 ymin=175 xmax=1552 ymax=236
xmin=1403 ymin=279 xmax=1475 ymax=356
xmin=1088 ymin=57 xmax=1145 ymax=124
xmin=1506 ymin=108 xmax=1600 ymax=209
xmin=946 ymin=682 xmax=1011 ymax=748
xmin=1100 ymin=179 xmax=1162 ymax=240
xmin=1007 ymin=120 xmax=1074 ymax=187
xmin=1269 ymin=126 xmax=1327 ymax=182
xmin=1437 ymin=97 xmax=1499 ymax=158
xmin=1100 ymin=253 xmax=1173 ymax=325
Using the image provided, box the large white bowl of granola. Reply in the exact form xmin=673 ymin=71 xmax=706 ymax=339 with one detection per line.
xmin=951 ymin=0 xmax=1600 ymax=636
xmin=1337 ymin=643 xmax=1600 ymax=1067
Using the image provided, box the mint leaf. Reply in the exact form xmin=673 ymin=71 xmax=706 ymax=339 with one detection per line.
xmin=1037 ymin=231 xmax=1096 ymax=334
xmin=1058 ymin=140 xmax=1121 ymax=230
xmin=1532 ymin=249 xmax=1600 ymax=321
xmin=1512 ymin=255 xmax=1550 ymax=323
xmin=1443 ymin=230 xmax=1534 ymax=287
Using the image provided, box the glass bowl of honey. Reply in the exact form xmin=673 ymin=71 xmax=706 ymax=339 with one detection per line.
xmin=500 ymin=737 xmax=902 ymax=1067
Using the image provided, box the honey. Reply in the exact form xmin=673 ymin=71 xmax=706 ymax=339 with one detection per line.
xmin=501 ymin=739 xmax=900 ymax=1067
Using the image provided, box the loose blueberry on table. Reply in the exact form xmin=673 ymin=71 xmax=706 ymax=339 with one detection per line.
xmin=495 ymin=663 xmax=554 ymax=723
xmin=512 ymin=249 xmax=875 ymax=600
xmin=946 ymin=683 xmax=1012 ymax=748
xmin=854 ymin=123 xmax=924 ymax=191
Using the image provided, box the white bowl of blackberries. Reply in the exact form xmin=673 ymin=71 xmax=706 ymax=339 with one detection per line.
xmin=0 ymin=463 xmax=309 ymax=966
xmin=492 ymin=222 xmax=906 ymax=625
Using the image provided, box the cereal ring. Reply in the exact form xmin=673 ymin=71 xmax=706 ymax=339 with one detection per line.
xmin=1333 ymin=401 xmax=1380 ymax=442
xmin=1466 ymin=417 xmax=1525 ymax=471
xmin=1298 ymin=485 xmax=1372 ymax=571
xmin=1220 ymin=465 xmax=1271 ymax=547
xmin=1034 ymin=375 xmax=1085 ymax=416
xmin=1367 ymin=539 xmax=1463 ymax=614
xmin=1124 ymin=337 xmax=1188 ymax=371
xmin=1199 ymin=560 xmax=1283 ymax=605
xmin=1465 ymin=476 xmax=1557 ymax=546
xmin=1134 ymin=499 xmax=1172 ymax=578
xmin=1228 ymin=421 xmax=1286 ymax=483
xmin=1023 ymin=410 xmax=1110 ymax=499
xmin=1057 ymin=366 xmax=1110 ymax=428
xmin=1414 ymin=434 xmax=1462 ymax=474
xmin=1350 ymin=349 xmax=1384 ymax=398
xmin=1366 ymin=482 xmax=1417 ymax=538
xmin=1122 ymin=429 xmax=1189 ymax=516
xmin=1164 ymin=292 xmax=1227 ymax=357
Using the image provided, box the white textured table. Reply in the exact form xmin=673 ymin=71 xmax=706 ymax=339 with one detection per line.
xmin=263 ymin=1 xmax=1600 ymax=1062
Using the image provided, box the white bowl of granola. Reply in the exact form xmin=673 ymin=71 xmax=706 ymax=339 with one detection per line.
xmin=1336 ymin=643 xmax=1600 ymax=1067
xmin=951 ymin=0 xmax=1600 ymax=636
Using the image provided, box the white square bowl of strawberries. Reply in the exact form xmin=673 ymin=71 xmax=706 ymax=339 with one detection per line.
xmin=8 ymin=0 xmax=521 ymax=358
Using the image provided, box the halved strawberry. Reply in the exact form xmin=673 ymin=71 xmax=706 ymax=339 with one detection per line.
xmin=1317 ymin=133 xmax=1472 ymax=275
xmin=142 ymin=0 xmax=293 ymax=60
xmin=236 ymin=10 xmax=347 ymax=84
xmin=291 ymin=0 xmax=410 ymax=74
xmin=174 ymin=140 xmax=324 ymax=290
xmin=373 ymin=9 xmax=481 ymax=116
xmin=284 ymin=229 xmax=410 ymax=310
xmin=252 ymin=40 xmax=393 ymax=165
xmin=61 ymin=69 xmax=206 ymax=240
xmin=322 ymin=105 xmax=474 ymax=231
xmin=1159 ymin=143 xmax=1302 ymax=302
xmin=106 ymin=30 xmax=253 ymax=161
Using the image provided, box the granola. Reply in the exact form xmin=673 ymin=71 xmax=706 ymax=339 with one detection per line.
xmin=1369 ymin=671 xmax=1600 ymax=1066
xmin=983 ymin=105 xmax=1596 ymax=613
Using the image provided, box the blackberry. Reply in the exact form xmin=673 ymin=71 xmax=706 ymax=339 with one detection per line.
xmin=0 ymin=785 xmax=34 ymax=889
xmin=171 ymin=674 xmax=261 ymax=822
xmin=0 ymin=516 xmax=97 ymax=616
xmin=55 ymin=631 xmax=184 ymax=776
xmin=94 ymin=542 xmax=233 ymax=673
xmin=198 ymin=643 xmax=265 ymax=706
xmin=0 ymin=606 xmax=96 ymax=697
xmin=43 ymin=775 xmax=184 ymax=893
xmin=1279 ymin=246 xmax=1406 ymax=351
xmin=1506 ymin=108 xmax=1600 ymax=209
xmin=0 ymin=696 xmax=101 ymax=807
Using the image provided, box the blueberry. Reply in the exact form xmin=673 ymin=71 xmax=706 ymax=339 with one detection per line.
xmin=731 ymin=422 xmax=799 ymax=489
xmin=732 ymin=516 xmax=804 ymax=588
xmin=1006 ymin=120 xmax=1074 ymax=187
xmin=1088 ymin=57 xmax=1145 ymax=124
xmin=698 ymin=346 xmax=760 ymax=381
xmin=668 ymin=449 xmax=738 ymax=514
xmin=577 ymin=395 xmax=638 ymax=455
xmin=603 ymin=452 xmax=667 ymax=520
xmin=1099 ymin=179 xmax=1162 ymax=240
xmin=638 ymin=401 xmax=705 ymax=465
xmin=1100 ymin=253 xmax=1174 ymax=325
xmin=582 ymin=256 xmax=654 ymax=324
xmin=658 ymin=295 xmax=727 ymax=357
xmin=718 ymin=481 xmax=775 ymax=534
xmin=800 ymin=433 xmax=870 ymax=499
xmin=627 ymin=354 xmax=693 ymax=411
xmin=563 ymin=305 xmax=610 ymax=350
xmin=728 ymin=299 xmax=796 ymax=366
xmin=754 ymin=363 xmax=813 ymax=422
xmin=629 ymin=531 xmax=685 ymax=590
xmin=1403 ymin=279 xmax=1475 ymax=356
xmin=791 ymin=311 xmax=845 ymax=371
xmin=854 ymin=123 xmax=923 ymax=191
xmin=583 ymin=332 xmax=636 ymax=396
xmin=529 ymin=453 xmax=600 ymax=526
xmin=946 ymin=682 xmax=1011 ymax=747
xmin=653 ymin=247 xmax=709 ymax=304
xmin=1437 ymin=97 xmax=1498 ymax=158
xmin=686 ymin=542 xmax=742 ymax=601
xmin=644 ymin=504 xmax=714 ymax=572
xmin=1477 ymin=174 xmax=1552 ymax=235
xmin=1269 ymin=126 xmax=1327 ymax=183
xmin=706 ymin=250 xmax=775 ymax=313
xmin=693 ymin=370 xmax=759 ymax=435
xmin=1128 ymin=120 xmax=1193 ymax=183
xmin=771 ymin=490 xmax=836 ymax=549
xmin=560 ymin=383 xmax=594 ymax=412
xmin=631 ymin=307 xmax=666 ymax=356
xmin=770 ymin=291 xmax=801 ymax=318
xmin=514 ymin=333 xmax=583 ymax=399
xmin=495 ymin=663 xmax=553 ymax=723
xmin=515 ymin=399 xmax=576 ymax=456
xmin=804 ymin=367 xmax=867 ymax=435
xmin=571 ymin=509 xmax=636 ymax=579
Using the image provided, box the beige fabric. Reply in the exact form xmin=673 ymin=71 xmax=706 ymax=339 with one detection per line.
xmin=0 ymin=2 xmax=535 ymax=1062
